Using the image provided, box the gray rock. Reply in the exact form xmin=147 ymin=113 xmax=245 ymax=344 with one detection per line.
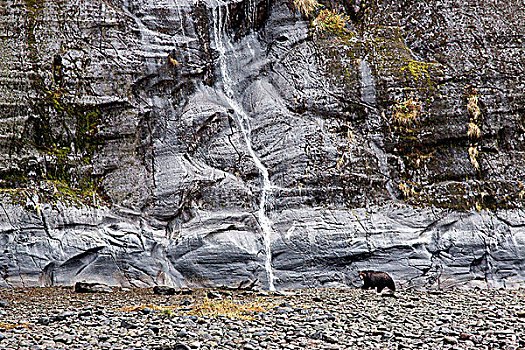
xmin=120 ymin=320 xmax=138 ymax=330
xmin=51 ymin=311 xmax=76 ymax=322
xmin=153 ymin=286 xmax=176 ymax=296
xmin=38 ymin=317 xmax=50 ymax=325
xmin=78 ymin=309 xmax=92 ymax=318
xmin=173 ymin=344 xmax=191 ymax=350
xmin=206 ymin=291 xmax=221 ymax=299
xmin=74 ymin=282 xmax=112 ymax=293
xmin=443 ymin=336 xmax=458 ymax=345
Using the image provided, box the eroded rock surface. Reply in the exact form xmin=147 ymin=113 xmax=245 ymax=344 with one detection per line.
xmin=0 ymin=0 xmax=524 ymax=289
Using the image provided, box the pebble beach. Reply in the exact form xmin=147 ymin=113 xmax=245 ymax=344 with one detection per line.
xmin=0 ymin=287 xmax=524 ymax=349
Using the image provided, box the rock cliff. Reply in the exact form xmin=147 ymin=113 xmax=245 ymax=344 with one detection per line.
xmin=1 ymin=0 xmax=524 ymax=289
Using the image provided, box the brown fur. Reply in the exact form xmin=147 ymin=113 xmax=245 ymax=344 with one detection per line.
xmin=359 ymin=270 xmax=396 ymax=293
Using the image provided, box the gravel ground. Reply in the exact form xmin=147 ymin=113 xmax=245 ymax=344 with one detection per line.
xmin=0 ymin=287 xmax=524 ymax=350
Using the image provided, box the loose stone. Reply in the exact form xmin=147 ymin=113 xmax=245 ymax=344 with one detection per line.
xmin=0 ymin=287 xmax=523 ymax=349
xmin=443 ymin=336 xmax=458 ymax=345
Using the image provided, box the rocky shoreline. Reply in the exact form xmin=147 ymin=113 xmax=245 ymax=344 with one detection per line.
xmin=0 ymin=287 xmax=523 ymax=349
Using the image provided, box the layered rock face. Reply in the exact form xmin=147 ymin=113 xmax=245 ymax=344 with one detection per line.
xmin=0 ymin=0 xmax=524 ymax=289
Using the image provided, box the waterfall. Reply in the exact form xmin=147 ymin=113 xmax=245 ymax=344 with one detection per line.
xmin=171 ymin=0 xmax=187 ymax=36
xmin=211 ymin=0 xmax=276 ymax=291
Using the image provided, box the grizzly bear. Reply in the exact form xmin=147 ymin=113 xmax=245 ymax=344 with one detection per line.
xmin=358 ymin=270 xmax=396 ymax=293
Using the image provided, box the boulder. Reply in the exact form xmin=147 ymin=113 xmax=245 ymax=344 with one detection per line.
xmin=74 ymin=282 xmax=112 ymax=294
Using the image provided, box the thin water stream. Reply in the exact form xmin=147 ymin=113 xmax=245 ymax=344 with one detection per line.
xmin=211 ymin=1 xmax=276 ymax=290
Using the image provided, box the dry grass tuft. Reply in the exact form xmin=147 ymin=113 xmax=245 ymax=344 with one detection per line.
xmin=119 ymin=298 xmax=275 ymax=320
xmin=468 ymin=146 xmax=480 ymax=169
xmin=392 ymin=96 xmax=420 ymax=127
xmin=293 ymin=0 xmax=320 ymax=17
xmin=467 ymin=94 xmax=481 ymax=121
xmin=398 ymin=182 xmax=417 ymax=199
xmin=0 ymin=322 xmax=29 ymax=331
xmin=168 ymin=56 xmax=179 ymax=67
xmin=467 ymin=122 xmax=481 ymax=139
xmin=313 ymin=9 xmax=350 ymax=36
xmin=465 ymin=88 xmax=482 ymax=170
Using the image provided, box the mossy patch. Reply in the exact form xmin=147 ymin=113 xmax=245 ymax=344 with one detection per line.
xmin=364 ymin=26 xmax=440 ymax=91
xmin=1 ymin=87 xmax=104 ymax=206
xmin=400 ymin=59 xmax=436 ymax=84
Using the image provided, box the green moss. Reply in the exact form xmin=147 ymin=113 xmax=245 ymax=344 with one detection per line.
xmin=24 ymin=0 xmax=43 ymax=61
xmin=362 ymin=26 xmax=441 ymax=93
xmin=76 ymin=109 xmax=101 ymax=154
xmin=42 ymin=179 xmax=101 ymax=206
xmin=33 ymin=90 xmax=100 ymax=153
xmin=34 ymin=93 xmax=102 ymax=204
xmin=0 ymin=1 xmax=106 ymax=207
xmin=12 ymin=87 xmax=104 ymax=206
xmin=400 ymin=60 xmax=436 ymax=83
xmin=0 ymin=170 xmax=28 ymax=189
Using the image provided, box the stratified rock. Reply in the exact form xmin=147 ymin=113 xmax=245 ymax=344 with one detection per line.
xmin=0 ymin=0 xmax=524 ymax=290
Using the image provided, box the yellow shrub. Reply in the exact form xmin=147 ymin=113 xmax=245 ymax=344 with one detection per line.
xmin=392 ymin=96 xmax=420 ymax=126
xmin=467 ymin=122 xmax=481 ymax=139
xmin=313 ymin=9 xmax=350 ymax=36
xmin=468 ymin=146 xmax=480 ymax=169
xmin=467 ymin=95 xmax=481 ymax=121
